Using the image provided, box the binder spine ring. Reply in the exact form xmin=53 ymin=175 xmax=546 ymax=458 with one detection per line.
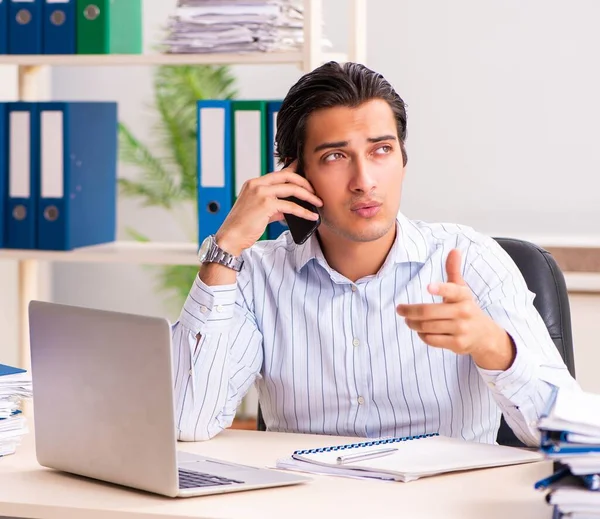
xmin=293 ymin=432 xmax=439 ymax=455
xmin=16 ymin=9 xmax=32 ymax=25
xmin=43 ymin=206 xmax=60 ymax=222
xmin=12 ymin=205 xmax=27 ymax=222
xmin=83 ymin=5 xmax=100 ymax=21
xmin=207 ymin=202 xmax=220 ymax=214
xmin=50 ymin=10 xmax=67 ymax=26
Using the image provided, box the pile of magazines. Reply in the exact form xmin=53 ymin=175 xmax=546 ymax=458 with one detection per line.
xmin=162 ymin=0 xmax=330 ymax=54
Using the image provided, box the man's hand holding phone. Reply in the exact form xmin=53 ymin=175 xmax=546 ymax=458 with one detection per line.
xmin=215 ymin=162 xmax=322 ymax=256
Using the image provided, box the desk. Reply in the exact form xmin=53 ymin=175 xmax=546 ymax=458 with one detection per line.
xmin=0 ymin=429 xmax=553 ymax=519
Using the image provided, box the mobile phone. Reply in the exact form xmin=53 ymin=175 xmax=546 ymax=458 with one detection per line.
xmin=281 ymin=160 xmax=321 ymax=245
xmin=282 ymin=196 xmax=321 ymax=245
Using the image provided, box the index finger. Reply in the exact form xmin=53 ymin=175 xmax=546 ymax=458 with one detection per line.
xmin=428 ymin=282 xmax=471 ymax=302
xmin=396 ymin=303 xmax=457 ymax=321
xmin=264 ymin=169 xmax=316 ymax=194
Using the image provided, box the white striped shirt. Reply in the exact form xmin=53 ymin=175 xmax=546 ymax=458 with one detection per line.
xmin=172 ymin=213 xmax=579 ymax=445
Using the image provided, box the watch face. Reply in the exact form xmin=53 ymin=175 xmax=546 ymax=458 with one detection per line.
xmin=198 ymin=236 xmax=213 ymax=262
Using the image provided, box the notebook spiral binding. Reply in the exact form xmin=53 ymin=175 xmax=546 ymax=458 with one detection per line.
xmin=293 ymin=432 xmax=439 ymax=455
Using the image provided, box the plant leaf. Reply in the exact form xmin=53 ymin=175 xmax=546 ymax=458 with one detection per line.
xmin=117 ymin=178 xmax=175 ymax=208
xmin=154 ymin=265 xmax=200 ymax=313
xmin=118 ymin=123 xmax=182 ymax=208
xmin=123 ymin=226 xmax=151 ymax=242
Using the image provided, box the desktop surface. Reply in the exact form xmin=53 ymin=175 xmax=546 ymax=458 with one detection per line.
xmin=0 ymin=428 xmax=554 ymax=519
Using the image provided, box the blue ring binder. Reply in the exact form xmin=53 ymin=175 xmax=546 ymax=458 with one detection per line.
xmin=292 ymin=432 xmax=439 ymax=455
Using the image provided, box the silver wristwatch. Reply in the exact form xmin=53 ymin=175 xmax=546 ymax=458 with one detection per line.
xmin=197 ymin=234 xmax=244 ymax=272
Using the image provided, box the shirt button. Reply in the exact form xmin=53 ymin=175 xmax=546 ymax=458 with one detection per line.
xmin=351 ymin=285 xmax=357 ymax=292
xmin=216 ymin=305 xmax=224 ymax=313
xmin=487 ymin=382 xmax=495 ymax=389
xmin=188 ymin=369 xmax=193 ymax=376
xmin=357 ymin=396 xmax=365 ymax=405
xmin=352 ymin=338 xmax=360 ymax=347
xmin=200 ymin=306 xmax=208 ymax=314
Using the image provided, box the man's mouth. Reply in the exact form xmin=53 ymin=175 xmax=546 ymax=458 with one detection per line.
xmin=350 ymin=201 xmax=382 ymax=218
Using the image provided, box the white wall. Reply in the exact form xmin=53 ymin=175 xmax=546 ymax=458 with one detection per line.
xmin=367 ymin=0 xmax=600 ymax=235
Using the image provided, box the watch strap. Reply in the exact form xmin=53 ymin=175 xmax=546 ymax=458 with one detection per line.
xmin=205 ymin=239 xmax=244 ymax=272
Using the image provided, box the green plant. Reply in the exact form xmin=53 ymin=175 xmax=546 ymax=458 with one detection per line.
xmin=118 ymin=65 xmax=238 ymax=311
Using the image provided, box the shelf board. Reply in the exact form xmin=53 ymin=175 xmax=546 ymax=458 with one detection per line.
xmin=0 ymin=52 xmax=348 ymax=67
xmin=0 ymin=241 xmax=199 ymax=266
xmin=563 ymin=272 xmax=600 ymax=293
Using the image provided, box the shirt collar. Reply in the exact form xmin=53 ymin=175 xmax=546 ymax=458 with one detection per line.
xmin=291 ymin=212 xmax=431 ymax=274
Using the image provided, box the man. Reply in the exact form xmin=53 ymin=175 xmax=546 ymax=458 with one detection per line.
xmin=172 ymin=61 xmax=579 ymax=445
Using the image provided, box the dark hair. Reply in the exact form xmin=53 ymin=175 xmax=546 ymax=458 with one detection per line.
xmin=275 ymin=61 xmax=408 ymax=173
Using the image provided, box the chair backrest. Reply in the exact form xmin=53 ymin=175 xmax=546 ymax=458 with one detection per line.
xmin=493 ymin=237 xmax=575 ymax=446
xmin=256 ymin=238 xmax=576 ymax=444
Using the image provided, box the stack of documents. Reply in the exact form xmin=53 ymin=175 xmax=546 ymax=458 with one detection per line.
xmin=0 ymin=364 xmax=32 ymax=458
xmin=535 ymin=387 xmax=600 ymax=518
xmin=275 ymin=433 xmax=543 ymax=482
xmin=162 ymin=0 xmax=331 ymax=54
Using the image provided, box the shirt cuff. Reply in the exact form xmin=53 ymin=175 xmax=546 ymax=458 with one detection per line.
xmin=178 ymin=275 xmax=238 ymax=333
xmin=477 ymin=334 xmax=538 ymax=403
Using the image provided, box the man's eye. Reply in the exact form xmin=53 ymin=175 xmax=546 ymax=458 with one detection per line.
xmin=324 ymin=152 xmax=344 ymax=162
xmin=375 ymin=145 xmax=392 ymax=154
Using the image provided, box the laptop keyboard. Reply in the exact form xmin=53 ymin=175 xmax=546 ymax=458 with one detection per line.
xmin=178 ymin=468 xmax=245 ymax=489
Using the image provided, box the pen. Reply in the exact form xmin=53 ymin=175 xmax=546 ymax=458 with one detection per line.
xmin=336 ymin=447 xmax=398 ymax=465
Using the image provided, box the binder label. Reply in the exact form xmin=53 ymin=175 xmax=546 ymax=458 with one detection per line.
xmin=199 ymin=108 xmax=225 ymax=188
xmin=41 ymin=111 xmax=64 ymax=198
xmin=9 ymin=111 xmax=30 ymax=198
xmin=234 ymin=110 xmax=262 ymax=195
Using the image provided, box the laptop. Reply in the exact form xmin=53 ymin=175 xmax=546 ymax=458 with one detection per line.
xmin=28 ymin=300 xmax=310 ymax=497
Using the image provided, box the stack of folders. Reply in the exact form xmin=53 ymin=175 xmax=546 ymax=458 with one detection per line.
xmin=274 ymin=433 xmax=543 ymax=482
xmin=0 ymin=0 xmax=142 ymax=55
xmin=0 ymin=364 xmax=32 ymax=458
xmin=0 ymin=101 xmax=118 ymax=251
xmin=197 ymin=98 xmax=291 ymax=243
xmin=162 ymin=0 xmax=331 ymax=54
xmin=534 ymin=386 xmax=600 ymax=518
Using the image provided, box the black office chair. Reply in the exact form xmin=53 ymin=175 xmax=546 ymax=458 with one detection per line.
xmin=493 ymin=237 xmax=575 ymax=446
xmin=256 ymin=238 xmax=576 ymax=447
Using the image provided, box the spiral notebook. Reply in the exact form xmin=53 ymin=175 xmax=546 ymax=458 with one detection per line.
xmin=276 ymin=433 xmax=544 ymax=482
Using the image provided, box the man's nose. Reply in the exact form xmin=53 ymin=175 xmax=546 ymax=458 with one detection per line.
xmin=349 ymin=158 xmax=376 ymax=194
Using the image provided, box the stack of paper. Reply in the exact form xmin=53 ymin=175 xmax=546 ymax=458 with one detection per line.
xmin=0 ymin=364 xmax=32 ymax=458
xmin=534 ymin=387 xmax=600 ymax=518
xmin=161 ymin=0 xmax=331 ymax=54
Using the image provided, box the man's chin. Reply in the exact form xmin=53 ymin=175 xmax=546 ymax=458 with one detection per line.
xmin=324 ymin=217 xmax=395 ymax=243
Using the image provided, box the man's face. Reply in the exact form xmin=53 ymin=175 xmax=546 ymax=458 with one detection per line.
xmin=302 ymin=99 xmax=405 ymax=243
